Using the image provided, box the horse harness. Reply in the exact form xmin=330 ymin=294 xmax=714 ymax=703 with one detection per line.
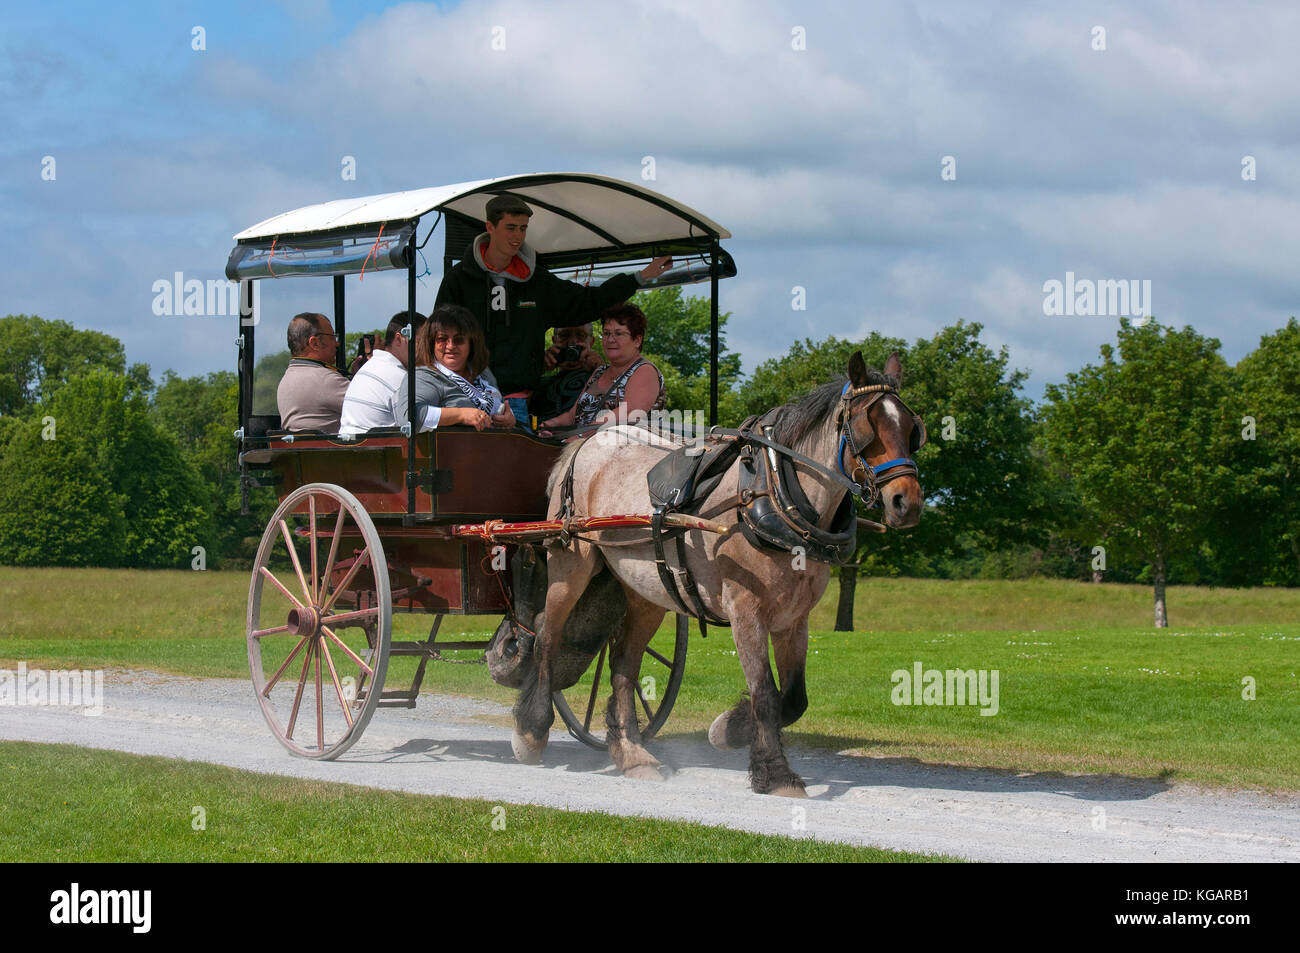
xmin=557 ymin=384 xmax=925 ymax=631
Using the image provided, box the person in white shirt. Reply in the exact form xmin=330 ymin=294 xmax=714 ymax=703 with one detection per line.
xmin=339 ymin=311 xmax=426 ymax=434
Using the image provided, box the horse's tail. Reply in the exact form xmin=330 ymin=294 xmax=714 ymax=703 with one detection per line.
xmin=546 ymin=438 xmax=589 ymax=500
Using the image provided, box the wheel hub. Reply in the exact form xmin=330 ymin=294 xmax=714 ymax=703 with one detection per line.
xmin=287 ymin=605 xmax=321 ymax=637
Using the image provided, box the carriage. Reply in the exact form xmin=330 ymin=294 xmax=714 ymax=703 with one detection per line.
xmin=230 ymin=173 xmax=739 ymax=759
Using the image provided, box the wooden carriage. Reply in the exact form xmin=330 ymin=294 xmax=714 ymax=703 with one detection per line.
xmin=231 ymin=174 xmax=736 ymax=758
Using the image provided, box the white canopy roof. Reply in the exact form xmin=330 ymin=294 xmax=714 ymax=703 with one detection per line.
xmin=232 ymin=173 xmax=730 ymax=254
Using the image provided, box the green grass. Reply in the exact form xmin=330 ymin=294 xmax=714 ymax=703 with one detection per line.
xmin=0 ymin=742 xmax=949 ymax=862
xmin=3 ymin=568 xmax=1298 ymax=789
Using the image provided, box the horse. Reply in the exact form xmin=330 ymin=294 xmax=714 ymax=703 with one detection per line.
xmin=509 ymin=351 xmax=925 ymax=795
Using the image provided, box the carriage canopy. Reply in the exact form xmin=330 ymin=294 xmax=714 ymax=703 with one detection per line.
xmin=227 ymin=172 xmax=735 ymax=280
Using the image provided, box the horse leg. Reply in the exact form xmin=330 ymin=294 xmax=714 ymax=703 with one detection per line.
xmin=511 ymin=543 xmax=600 ymax=764
xmin=605 ymin=591 xmax=669 ymax=781
xmin=721 ymin=597 xmax=805 ymax=797
xmin=708 ymin=622 xmax=809 ymax=747
xmin=773 ymin=619 xmax=810 ymax=728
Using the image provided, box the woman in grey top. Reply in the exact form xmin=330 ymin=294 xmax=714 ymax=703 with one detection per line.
xmin=395 ymin=305 xmax=516 ymax=432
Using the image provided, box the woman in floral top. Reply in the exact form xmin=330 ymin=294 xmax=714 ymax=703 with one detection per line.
xmin=541 ymin=303 xmax=666 ymax=435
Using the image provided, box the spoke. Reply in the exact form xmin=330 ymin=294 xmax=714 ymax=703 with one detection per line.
xmin=260 ymin=567 xmax=305 ymax=610
xmin=320 ymin=638 xmax=354 ymax=728
xmin=583 ymin=641 xmax=608 ymax=732
xmin=646 ymin=646 xmax=673 ymax=668
xmin=278 ymin=519 xmax=313 ymax=603
xmin=315 ymin=638 xmax=324 ymax=750
xmin=322 ymin=626 xmax=374 ymax=678
xmin=285 ymin=640 xmax=315 ymax=740
xmin=320 ymin=549 xmax=372 ymax=615
xmin=263 ymin=636 xmax=309 ymax=695
xmin=252 ymin=623 xmax=292 ymax=639
xmin=319 ymin=506 xmax=347 ymax=605
xmin=309 ymin=496 xmax=318 ymax=603
xmin=636 ymin=680 xmax=653 ymax=722
xmin=319 ymin=606 xmax=380 ymax=628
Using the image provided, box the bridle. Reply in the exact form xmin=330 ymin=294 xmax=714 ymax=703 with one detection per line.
xmin=837 ymin=382 xmax=925 ymax=508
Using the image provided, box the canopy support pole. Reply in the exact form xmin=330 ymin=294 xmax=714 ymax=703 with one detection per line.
xmin=405 ymin=239 xmax=419 ymax=525
xmin=333 ymin=275 xmax=346 ymax=372
xmin=709 ymin=238 xmax=720 ymax=426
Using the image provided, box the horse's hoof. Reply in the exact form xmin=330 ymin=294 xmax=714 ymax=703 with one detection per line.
xmin=511 ymin=730 xmax=545 ymax=765
xmin=769 ymin=784 xmax=808 ymax=799
xmin=708 ymin=711 xmax=736 ymax=750
xmin=624 ymin=763 xmax=667 ymax=782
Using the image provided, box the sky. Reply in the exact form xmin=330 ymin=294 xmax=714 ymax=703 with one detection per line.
xmin=2 ymin=0 xmax=1297 ymax=402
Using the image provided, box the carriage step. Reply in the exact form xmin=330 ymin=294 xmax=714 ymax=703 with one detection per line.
xmin=376 ymin=699 xmax=418 ymax=709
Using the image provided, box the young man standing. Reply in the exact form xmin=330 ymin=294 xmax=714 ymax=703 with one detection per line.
xmin=434 ymin=193 xmax=672 ymax=426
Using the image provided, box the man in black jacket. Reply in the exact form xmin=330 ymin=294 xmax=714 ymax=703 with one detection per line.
xmin=434 ymin=193 xmax=671 ymax=427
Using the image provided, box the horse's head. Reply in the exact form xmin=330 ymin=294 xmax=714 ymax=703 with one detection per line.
xmin=839 ymin=351 xmax=925 ymax=528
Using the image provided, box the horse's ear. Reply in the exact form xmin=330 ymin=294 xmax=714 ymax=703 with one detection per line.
xmin=848 ymin=351 xmax=869 ymax=387
xmin=884 ymin=352 xmax=902 ymax=380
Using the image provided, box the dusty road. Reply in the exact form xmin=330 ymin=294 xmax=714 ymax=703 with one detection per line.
xmin=2 ymin=670 xmax=1295 ymax=862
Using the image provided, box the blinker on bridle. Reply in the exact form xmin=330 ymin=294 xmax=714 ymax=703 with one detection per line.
xmin=837 ymin=382 xmax=924 ymax=506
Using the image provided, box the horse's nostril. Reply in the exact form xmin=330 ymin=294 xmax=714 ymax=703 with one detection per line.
xmin=892 ymin=493 xmax=905 ymax=510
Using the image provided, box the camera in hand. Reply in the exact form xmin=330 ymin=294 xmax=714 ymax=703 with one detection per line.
xmin=356 ymin=334 xmax=375 ymax=360
xmin=558 ymin=344 xmax=583 ymax=364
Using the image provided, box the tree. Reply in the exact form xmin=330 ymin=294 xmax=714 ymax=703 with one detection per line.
xmin=1227 ymin=317 xmax=1300 ymax=584
xmin=635 ymin=286 xmax=741 ymax=381
xmin=152 ymin=369 xmax=276 ymax=566
xmin=1040 ymin=320 xmax=1234 ymax=626
xmin=0 ymin=369 xmax=211 ymax=567
xmin=0 ymin=314 xmax=130 ymax=416
xmin=631 ymin=287 xmax=744 ymax=423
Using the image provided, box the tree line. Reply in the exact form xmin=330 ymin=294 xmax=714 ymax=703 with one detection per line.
xmin=2 ymin=297 xmax=1296 ymax=625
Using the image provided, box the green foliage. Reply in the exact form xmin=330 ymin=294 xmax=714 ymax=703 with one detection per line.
xmin=151 ymin=370 xmax=276 ymax=567
xmin=1041 ymin=320 xmax=1235 ymax=611
xmin=0 ymin=370 xmax=211 ymax=567
xmin=0 ymin=314 xmax=127 ymax=416
xmin=631 ymin=288 xmax=743 ymax=423
xmin=739 ymin=333 xmax=906 ymax=417
xmin=1225 ymin=318 xmax=1300 ymax=585
xmin=251 ymin=347 xmax=292 ymax=416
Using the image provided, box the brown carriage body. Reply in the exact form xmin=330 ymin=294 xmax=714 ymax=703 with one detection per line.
xmin=250 ymin=428 xmax=561 ymax=614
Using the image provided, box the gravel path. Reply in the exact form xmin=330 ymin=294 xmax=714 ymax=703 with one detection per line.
xmin=3 ymin=669 xmax=1296 ymax=862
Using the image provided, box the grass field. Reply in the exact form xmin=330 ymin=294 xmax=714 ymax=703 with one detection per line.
xmin=0 ymin=741 xmax=949 ymax=862
xmin=3 ymin=568 xmax=1298 ymax=789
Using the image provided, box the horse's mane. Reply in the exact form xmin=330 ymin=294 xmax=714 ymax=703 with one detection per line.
xmin=769 ymin=368 xmax=897 ymax=448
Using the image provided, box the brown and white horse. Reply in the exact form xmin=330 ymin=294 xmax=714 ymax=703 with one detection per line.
xmin=510 ymin=352 xmax=924 ymax=795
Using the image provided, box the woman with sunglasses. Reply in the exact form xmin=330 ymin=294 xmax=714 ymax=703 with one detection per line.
xmin=395 ymin=304 xmax=516 ymax=432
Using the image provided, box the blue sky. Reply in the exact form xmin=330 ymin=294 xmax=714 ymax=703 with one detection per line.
xmin=3 ymin=0 xmax=1297 ymax=402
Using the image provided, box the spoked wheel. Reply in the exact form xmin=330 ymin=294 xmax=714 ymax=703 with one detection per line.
xmin=247 ymin=483 xmax=391 ymax=760
xmin=553 ymin=614 xmax=689 ymax=750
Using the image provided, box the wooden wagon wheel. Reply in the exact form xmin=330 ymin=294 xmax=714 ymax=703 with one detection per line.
xmin=553 ymin=613 xmax=689 ymax=750
xmin=247 ymin=483 xmax=392 ymax=760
